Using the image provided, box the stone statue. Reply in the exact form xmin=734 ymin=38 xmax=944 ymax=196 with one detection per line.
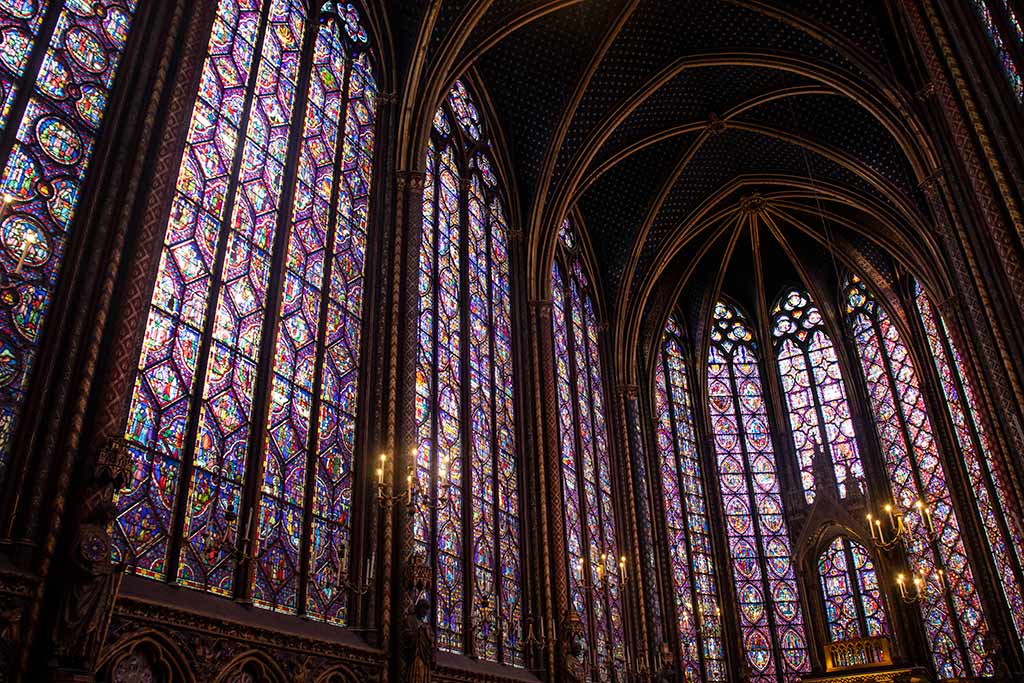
xmin=402 ymin=598 xmax=433 ymax=683
xmin=50 ymin=440 xmax=130 ymax=672
xmin=557 ymin=611 xmax=586 ymax=683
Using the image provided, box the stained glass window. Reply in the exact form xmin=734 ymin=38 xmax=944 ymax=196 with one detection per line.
xmin=971 ymin=0 xmax=1023 ymax=100
xmin=845 ymin=275 xmax=991 ymax=677
xmin=771 ymin=288 xmax=864 ymax=504
xmin=653 ymin=316 xmax=725 ymax=681
xmin=551 ymin=218 xmax=626 ymax=681
xmin=707 ymin=301 xmax=808 ymax=683
xmin=0 ymin=0 xmax=140 ymax=484
xmin=914 ymin=281 xmax=1024 ymax=649
xmin=414 ymin=80 xmax=522 ymax=665
xmin=817 ymin=536 xmax=887 ymax=642
xmin=115 ymin=1 xmax=377 ymax=626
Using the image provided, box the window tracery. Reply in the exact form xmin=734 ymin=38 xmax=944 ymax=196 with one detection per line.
xmin=115 ymin=0 xmax=377 ymax=626
xmin=551 ymin=218 xmax=625 ymax=680
xmin=653 ymin=315 xmax=725 ymax=681
xmin=817 ymin=536 xmax=888 ymax=642
xmin=707 ymin=300 xmax=808 ymax=683
xmin=845 ymin=275 xmax=991 ymax=677
xmin=771 ymin=288 xmax=864 ymax=504
xmin=914 ymin=281 xmax=1024 ymax=650
xmin=0 ymin=0 xmax=139 ymax=480
xmin=413 ymin=79 xmax=522 ymax=664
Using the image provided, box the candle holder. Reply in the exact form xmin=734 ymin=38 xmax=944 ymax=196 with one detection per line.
xmin=333 ymin=542 xmax=375 ymax=597
xmin=375 ymin=452 xmax=412 ymax=510
xmin=895 ymin=569 xmax=946 ymax=604
xmin=469 ymin=597 xmax=496 ymax=660
xmin=522 ymin=614 xmax=545 ymax=649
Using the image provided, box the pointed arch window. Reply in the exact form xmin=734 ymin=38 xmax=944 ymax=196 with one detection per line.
xmin=845 ymin=275 xmax=991 ymax=677
xmin=115 ymin=0 xmax=378 ymax=627
xmin=771 ymin=288 xmax=864 ymax=504
xmin=414 ymin=80 xmax=522 ymax=665
xmin=970 ymin=0 xmax=1023 ymax=100
xmin=914 ymin=281 xmax=1024 ymax=650
xmin=653 ymin=315 xmax=725 ymax=681
xmin=817 ymin=536 xmax=887 ymax=642
xmin=0 ymin=0 xmax=140 ymax=480
xmin=707 ymin=301 xmax=808 ymax=683
xmin=551 ymin=218 xmax=626 ymax=680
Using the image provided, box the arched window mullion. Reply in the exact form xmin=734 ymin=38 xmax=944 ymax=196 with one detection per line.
xmin=457 ymin=167 xmax=473 ymax=657
xmin=726 ymin=352 xmax=786 ymax=683
xmin=290 ymin=13 xmax=358 ymax=618
xmin=482 ymin=190 xmax=504 ymax=662
xmin=840 ymin=539 xmax=870 ymax=637
xmin=659 ymin=335 xmax=707 ymax=681
xmin=798 ymin=341 xmax=835 ymax=482
xmin=237 ymin=8 xmax=322 ymax=607
xmin=557 ymin=255 xmax=599 ymax=671
xmin=916 ymin=291 xmax=1024 ymax=651
xmin=866 ymin=311 xmax=975 ymax=673
xmin=161 ymin=0 xmax=278 ymax=586
xmin=580 ymin=290 xmax=618 ymax=677
xmin=424 ymin=138 xmax=443 ymax=637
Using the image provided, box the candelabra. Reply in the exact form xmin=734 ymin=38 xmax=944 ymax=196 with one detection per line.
xmin=200 ymin=498 xmax=253 ymax=566
xmin=865 ymin=497 xmax=944 ymax=604
xmin=333 ymin=542 xmax=375 ymax=597
xmin=375 ymin=452 xmax=413 ymax=509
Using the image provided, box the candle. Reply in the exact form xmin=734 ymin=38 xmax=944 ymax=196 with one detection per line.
xmin=367 ymin=552 xmax=375 ymax=580
xmin=0 ymin=193 xmax=12 ymax=226
xmin=377 ymin=466 xmax=384 ymax=486
xmin=578 ymin=557 xmax=585 ymax=582
xmin=897 ymin=573 xmax=906 ymax=599
xmin=867 ymin=514 xmax=876 ymax=540
xmin=339 ymin=541 xmax=347 ymax=568
xmin=619 ymin=555 xmax=626 ymax=582
xmin=885 ymin=503 xmax=895 ymax=528
xmin=407 ymin=471 xmax=414 ymax=505
xmin=14 ymin=229 xmax=37 ymax=276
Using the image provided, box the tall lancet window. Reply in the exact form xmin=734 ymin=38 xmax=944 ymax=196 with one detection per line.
xmin=551 ymin=217 xmax=625 ymax=680
xmin=970 ymin=0 xmax=1023 ymax=100
xmin=707 ymin=301 xmax=808 ymax=683
xmin=845 ymin=275 xmax=991 ymax=677
xmin=414 ymin=80 xmax=522 ymax=665
xmin=115 ymin=1 xmax=378 ymax=627
xmin=915 ymin=281 xmax=1024 ymax=648
xmin=771 ymin=288 xmax=864 ymax=504
xmin=653 ymin=316 xmax=725 ymax=681
xmin=817 ymin=536 xmax=888 ymax=641
xmin=0 ymin=0 xmax=139 ymax=479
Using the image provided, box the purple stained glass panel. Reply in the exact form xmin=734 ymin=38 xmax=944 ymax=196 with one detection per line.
xmin=655 ymin=318 xmax=726 ymax=681
xmin=772 ymin=289 xmax=864 ymax=504
xmin=847 ymin=276 xmax=990 ymax=678
xmin=914 ymin=282 xmax=1024 ymax=649
xmin=0 ymin=0 xmax=139 ymax=483
xmin=708 ymin=301 xmax=808 ymax=683
xmin=416 ymin=83 xmax=521 ymax=664
xmin=116 ymin=0 xmax=261 ymax=580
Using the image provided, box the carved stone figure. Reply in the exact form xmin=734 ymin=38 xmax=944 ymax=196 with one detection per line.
xmin=402 ymin=598 xmax=433 ymax=683
xmin=50 ymin=440 xmax=131 ymax=673
xmin=557 ymin=611 xmax=586 ymax=683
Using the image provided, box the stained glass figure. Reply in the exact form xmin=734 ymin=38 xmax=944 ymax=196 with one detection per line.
xmin=654 ymin=316 xmax=725 ymax=681
xmin=0 ymin=0 xmax=139 ymax=484
xmin=914 ymin=281 xmax=1024 ymax=649
xmin=846 ymin=275 xmax=991 ymax=677
xmin=551 ymin=218 xmax=626 ymax=681
xmin=415 ymin=81 xmax=522 ymax=665
xmin=707 ymin=301 xmax=808 ymax=683
xmin=817 ymin=536 xmax=888 ymax=642
xmin=972 ymin=0 xmax=1023 ymax=100
xmin=771 ymin=288 xmax=864 ymax=504
xmin=116 ymin=1 xmax=377 ymax=627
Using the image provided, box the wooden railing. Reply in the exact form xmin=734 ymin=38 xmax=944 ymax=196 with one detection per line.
xmin=824 ymin=635 xmax=893 ymax=672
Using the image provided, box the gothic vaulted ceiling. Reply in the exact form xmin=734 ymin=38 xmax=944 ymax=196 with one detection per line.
xmin=392 ymin=0 xmax=940 ymax=375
